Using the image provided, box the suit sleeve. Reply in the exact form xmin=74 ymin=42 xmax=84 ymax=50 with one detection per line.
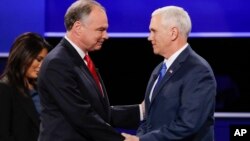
xmin=110 ymin=104 xmax=140 ymax=129
xmin=39 ymin=59 xmax=124 ymax=141
xmin=140 ymin=66 xmax=216 ymax=141
xmin=0 ymin=83 xmax=14 ymax=141
xmin=136 ymin=119 xmax=147 ymax=136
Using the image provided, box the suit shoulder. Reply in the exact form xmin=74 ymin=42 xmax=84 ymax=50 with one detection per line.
xmin=187 ymin=50 xmax=212 ymax=69
xmin=0 ymin=82 xmax=11 ymax=92
xmin=0 ymin=82 xmax=13 ymax=103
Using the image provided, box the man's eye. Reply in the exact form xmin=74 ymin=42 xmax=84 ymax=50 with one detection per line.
xmin=98 ymin=28 xmax=106 ymax=31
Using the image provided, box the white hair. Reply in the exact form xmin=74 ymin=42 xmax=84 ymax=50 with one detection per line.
xmin=152 ymin=6 xmax=192 ymax=38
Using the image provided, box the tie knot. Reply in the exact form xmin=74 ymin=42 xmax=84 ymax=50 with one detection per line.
xmin=84 ymin=54 xmax=90 ymax=62
xmin=159 ymin=63 xmax=167 ymax=80
xmin=160 ymin=63 xmax=167 ymax=72
xmin=84 ymin=54 xmax=94 ymax=67
xmin=161 ymin=63 xmax=167 ymax=70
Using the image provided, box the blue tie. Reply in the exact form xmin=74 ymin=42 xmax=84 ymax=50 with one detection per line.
xmin=150 ymin=63 xmax=167 ymax=101
xmin=157 ymin=63 xmax=167 ymax=83
xmin=153 ymin=63 xmax=167 ymax=91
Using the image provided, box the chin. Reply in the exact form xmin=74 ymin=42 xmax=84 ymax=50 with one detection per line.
xmin=94 ymin=46 xmax=102 ymax=50
xmin=32 ymin=74 xmax=38 ymax=79
xmin=153 ymin=49 xmax=159 ymax=55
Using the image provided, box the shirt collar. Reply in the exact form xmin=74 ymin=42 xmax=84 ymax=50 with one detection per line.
xmin=64 ymin=36 xmax=87 ymax=59
xmin=164 ymin=43 xmax=188 ymax=69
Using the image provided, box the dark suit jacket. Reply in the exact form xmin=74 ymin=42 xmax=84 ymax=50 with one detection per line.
xmin=0 ymin=82 xmax=40 ymax=141
xmin=137 ymin=46 xmax=217 ymax=141
xmin=38 ymin=38 xmax=139 ymax=141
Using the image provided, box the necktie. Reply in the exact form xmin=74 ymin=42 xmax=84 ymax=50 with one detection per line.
xmin=153 ymin=63 xmax=167 ymax=92
xmin=157 ymin=63 xmax=167 ymax=83
xmin=150 ymin=63 xmax=167 ymax=101
xmin=84 ymin=55 xmax=104 ymax=96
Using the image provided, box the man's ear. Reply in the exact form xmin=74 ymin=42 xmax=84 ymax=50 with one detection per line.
xmin=72 ymin=21 xmax=83 ymax=35
xmin=171 ymin=27 xmax=178 ymax=41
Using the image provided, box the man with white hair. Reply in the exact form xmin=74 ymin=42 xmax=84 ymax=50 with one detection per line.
xmin=123 ymin=5 xmax=216 ymax=141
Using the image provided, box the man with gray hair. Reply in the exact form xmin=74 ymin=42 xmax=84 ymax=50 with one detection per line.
xmin=38 ymin=0 xmax=141 ymax=141
xmin=123 ymin=5 xmax=216 ymax=141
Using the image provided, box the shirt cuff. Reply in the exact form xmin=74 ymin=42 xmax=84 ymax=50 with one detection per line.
xmin=139 ymin=104 xmax=144 ymax=121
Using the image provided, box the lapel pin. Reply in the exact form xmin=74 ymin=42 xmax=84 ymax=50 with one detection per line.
xmin=169 ymin=69 xmax=173 ymax=74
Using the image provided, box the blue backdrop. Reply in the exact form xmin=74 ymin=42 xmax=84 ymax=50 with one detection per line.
xmin=1 ymin=0 xmax=250 ymax=53
xmin=0 ymin=0 xmax=45 ymax=53
xmin=45 ymin=0 xmax=250 ymax=33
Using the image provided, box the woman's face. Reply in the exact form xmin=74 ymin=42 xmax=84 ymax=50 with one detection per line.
xmin=25 ymin=48 xmax=48 ymax=80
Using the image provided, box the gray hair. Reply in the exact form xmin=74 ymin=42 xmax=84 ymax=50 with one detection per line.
xmin=64 ymin=0 xmax=105 ymax=31
xmin=152 ymin=6 xmax=192 ymax=38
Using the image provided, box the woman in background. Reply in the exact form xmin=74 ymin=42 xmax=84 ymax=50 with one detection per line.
xmin=0 ymin=32 xmax=51 ymax=141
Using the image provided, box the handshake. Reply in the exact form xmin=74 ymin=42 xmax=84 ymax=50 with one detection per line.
xmin=122 ymin=133 xmax=139 ymax=141
xmin=121 ymin=100 xmax=145 ymax=141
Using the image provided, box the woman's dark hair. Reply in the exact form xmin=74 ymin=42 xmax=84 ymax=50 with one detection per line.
xmin=0 ymin=32 xmax=51 ymax=96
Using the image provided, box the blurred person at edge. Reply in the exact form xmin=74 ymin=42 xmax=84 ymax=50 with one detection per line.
xmin=0 ymin=32 xmax=51 ymax=141
xmin=122 ymin=5 xmax=217 ymax=141
xmin=37 ymin=0 xmax=143 ymax=141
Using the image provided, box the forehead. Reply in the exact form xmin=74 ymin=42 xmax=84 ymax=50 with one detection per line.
xmin=85 ymin=6 xmax=108 ymax=25
xmin=38 ymin=48 xmax=48 ymax=56
xmin=149 ymin=14 xmax=162 ymax=28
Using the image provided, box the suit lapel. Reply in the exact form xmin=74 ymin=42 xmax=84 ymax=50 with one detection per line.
xmin=149 ymin=46 xmax=192 ymax=107
xmin=145 ymin=70 xmax=158 ymax=101
xmin=60 ymin=38 xmax=108 ymax=107
xmin=96 ymin=69 xmax=110 ymax=107
xmin=144 ymin=73 xmax=158 ymax=113
xmin=150 ymin=62 xmax=181 ymax=102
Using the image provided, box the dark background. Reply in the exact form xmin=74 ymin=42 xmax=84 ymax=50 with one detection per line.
xmin=44 ymin=37 xmax=250 ymax=112
xmin=1 ymin=37 xmax=249 ymax=112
